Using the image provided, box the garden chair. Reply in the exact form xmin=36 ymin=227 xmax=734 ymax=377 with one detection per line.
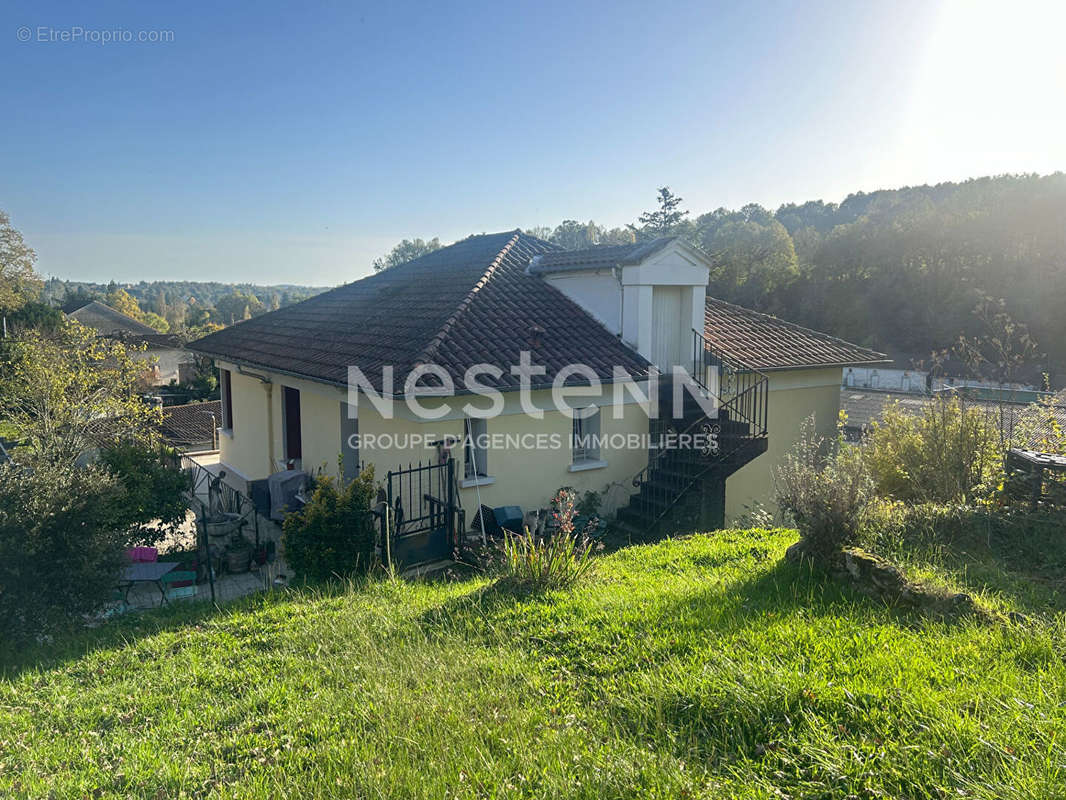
xmin=160 ymin=570 xmax=198 ymax=601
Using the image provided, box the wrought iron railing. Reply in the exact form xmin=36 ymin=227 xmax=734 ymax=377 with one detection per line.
xmin=692 ymin=327 xmax=768 ymax=438
xmin=624 ymin=329 xmax=769 ymax=532
xmin=181 ymin=455 xmax=265 ymax=602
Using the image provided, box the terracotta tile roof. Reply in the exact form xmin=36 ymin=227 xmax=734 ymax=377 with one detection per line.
xmin=527 ymin=237 xmax=678 ymax=274
xmin=189 ymin=231 xmax=652 ymax=391
xmin=704 ymin=297 xmax=888 ymax=372
xmin=161 ymin=400 xmax=221 ymax=449
xmin=68 ymin=300 xmax=160 ymax=337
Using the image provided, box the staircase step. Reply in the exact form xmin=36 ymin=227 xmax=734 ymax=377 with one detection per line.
xmin=617 ymin=506 xmax=653 ymax=529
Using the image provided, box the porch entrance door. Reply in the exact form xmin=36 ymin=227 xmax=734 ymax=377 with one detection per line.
xmin=651 ymin=287 xmax=684 ymax=373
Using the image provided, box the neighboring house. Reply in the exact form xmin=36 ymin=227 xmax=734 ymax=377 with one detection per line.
xmin=189 ymin=231 xmax=885 ymax=546
xmin=68 ymin=300 xmax=193 ymax=385
xmin=160 ymin=400 xmax=222 ymax=453
xmin=843 ymin=365 xmax=1040 ymax=396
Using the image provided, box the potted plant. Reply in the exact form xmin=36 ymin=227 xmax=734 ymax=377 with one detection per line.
xmin=225 ymin=535 xmax=252 ymax=574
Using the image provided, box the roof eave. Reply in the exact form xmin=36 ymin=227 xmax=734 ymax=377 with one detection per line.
xmin=187 ymin=347 xmax=655 ymax=398
xmin=755 ymin=357 xmax=892 ymax=373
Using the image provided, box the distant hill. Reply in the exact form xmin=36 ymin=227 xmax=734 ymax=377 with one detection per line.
xmin=43 ymin=278 xmax=328 ymax=312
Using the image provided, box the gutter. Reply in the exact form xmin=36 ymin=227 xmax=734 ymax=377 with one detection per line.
xmin=191 ymin=349 xmax=655 ymax=399
xmin=235 ymin=364 xmax=276 ymax=472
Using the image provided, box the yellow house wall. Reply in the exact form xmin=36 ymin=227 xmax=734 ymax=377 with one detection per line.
xmin=217 ymin=362 xmax=345 ymax=488
xmin=355 ymin=388 xmax=650 ymax=513
xmin=217 ymin=358 xmax=844 ymax=523
xmin=724 ymin=367 xmax=843 ymax=522
xmin=218 ymin=365 xmax=271 ymax=485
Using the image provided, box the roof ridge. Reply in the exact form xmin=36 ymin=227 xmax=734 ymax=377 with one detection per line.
xmin=705 ymin=295 xmax=887 ymax=359
xmin=71 ymin=300 xmax=160 ymax=334
xmin=412 ymin=231 xmax=523 ymax=367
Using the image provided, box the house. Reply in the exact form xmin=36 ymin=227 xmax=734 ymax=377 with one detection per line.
xmin=188 ymin=231 xmax=885 ymax=548
xmin=68 ymin=300 xmax=193 ymax=385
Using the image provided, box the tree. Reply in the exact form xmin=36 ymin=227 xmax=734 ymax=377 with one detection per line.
xmin=105 ymin=288 xmax=144 ymax=320
xmin=141 ymin=311 xmax=170 ymax=333
xmin=213 ymin=291 xmax=264 ymax=325
xmin=164 ymin=298 xmax=187 ymax=331
xmin=1 ymin=462 xmax=129 ymax=641
xmin=523 ymin=225 xmax=554 ymax=240
xmin=955 ymin=293 xmax=1040 ymax=388
xmin=630 ymin=187 xmax=689 ymax=239
xmin=698 ymin=205 xmax=799 ymax=310
xmin=599 ymin=227 xmax=636 ymax=246
xmin=0 ymin=320 xmax=160 ymax=466
xmin=550 ymin=220 xmax=600 ymax=250
xmin=282 ymin=467 xmax=378 ymax=582
xmin=0 ymin=210 xmax=42 ymax=311
xmin=4 ymin=301 xmax=63 ymax=334
xmin=372 ymin=237 xmax=443 ymax=272
xmin=61 ymin=286 xmax=100 ymax=313
xmin=186 ymin=305 xmax=213 ymax=328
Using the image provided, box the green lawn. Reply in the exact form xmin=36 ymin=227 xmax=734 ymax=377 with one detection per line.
xmin=3 ymin=528 xmax=1065 ymax=799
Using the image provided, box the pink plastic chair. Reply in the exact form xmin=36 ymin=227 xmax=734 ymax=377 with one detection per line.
xmin=126 ymin=546 xmax=158 ymax=563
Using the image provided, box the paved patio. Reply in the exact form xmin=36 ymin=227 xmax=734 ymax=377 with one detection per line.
xmin=115 ymin=451 xmax=293 ymax=612
xmin=118 ymin=550 xmax=291 ymax=611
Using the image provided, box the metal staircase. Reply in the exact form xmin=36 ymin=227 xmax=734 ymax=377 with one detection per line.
xmin=614 ymin=329 xmax=769 ymax=537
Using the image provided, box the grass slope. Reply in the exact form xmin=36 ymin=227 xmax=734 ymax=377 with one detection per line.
xmin=2 ymin=528 xmax=1065 ymax=799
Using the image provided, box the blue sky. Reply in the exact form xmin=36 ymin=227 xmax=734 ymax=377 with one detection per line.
xmin=3 ymin=0 xmax=1064 ymax=286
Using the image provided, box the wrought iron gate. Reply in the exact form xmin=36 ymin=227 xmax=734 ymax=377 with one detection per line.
xmin=382 ymin=458 xmax=457 ymax=568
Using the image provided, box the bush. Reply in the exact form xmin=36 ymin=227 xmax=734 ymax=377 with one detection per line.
xmin=99 ymin=443 xmax=190 ymax=546
xmin=497 ymin=489 xmax=598 ymax=591
xmin=864 ymin=396 xmax=1002 ymax=505
xmin=0 ymin=463 xmax=132 ymax=642
xmin=773 ymin=416 xmax=874 ymax=562
xmin=282 ymin=467 xmax=377 ymax=583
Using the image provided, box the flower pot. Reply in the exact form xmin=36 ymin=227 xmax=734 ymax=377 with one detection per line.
xmin=205 ymin=514 xmax=242 ymax=539
xmin=226 ymin=546 xmax=251 ymax=574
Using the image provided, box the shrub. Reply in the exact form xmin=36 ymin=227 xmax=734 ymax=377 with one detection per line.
xmin=282 ymin=466 xmax=377 ymax=583
xmin=576 ymin=489 xmax=602 ymax=518
xmin=0 ymin=462 xmax=132 ymax=642
xmin=99 ymin=443 xmax=191 ymax=546
xmin=497 ymin=489 xmax=598 ymax=591
xmin=864 ymin=396 xmax=1002 ymax=505
xmin=773 ymin=416 xmax=874 ymax=562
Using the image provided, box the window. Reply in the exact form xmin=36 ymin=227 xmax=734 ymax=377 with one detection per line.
xmin=571 ymin=407 xmax=604 ymax=470
xmin=463 ymin=417 xmax=489 ymax=480
xmin=282 ymin=386 xmax=302 ymax=462
xmin=220 ymin=368 xmax=234 ymax=431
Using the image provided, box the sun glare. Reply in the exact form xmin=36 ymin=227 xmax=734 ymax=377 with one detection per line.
xmin=903 ymin=0 xmax=1066 ymax=177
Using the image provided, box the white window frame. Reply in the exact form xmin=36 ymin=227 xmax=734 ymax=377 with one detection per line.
xmin=462 ymin=417 xmax=494 ymax=487
xmin=570 ymin=406 xmax=607 ymax=472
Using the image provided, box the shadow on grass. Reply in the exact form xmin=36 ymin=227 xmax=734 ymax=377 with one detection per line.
xmin=870 ymin=509 xmax=1066 ymax=617
xmin=0 ymin=580 xmax=354 ymax=679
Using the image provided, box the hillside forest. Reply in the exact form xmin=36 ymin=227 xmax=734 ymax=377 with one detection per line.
xmin=4 ymin=173 xmax=1065 ymax=385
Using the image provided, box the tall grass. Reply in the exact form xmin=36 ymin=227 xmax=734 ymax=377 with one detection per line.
xmin=500 ymin=526 xmax=596 ymax=590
